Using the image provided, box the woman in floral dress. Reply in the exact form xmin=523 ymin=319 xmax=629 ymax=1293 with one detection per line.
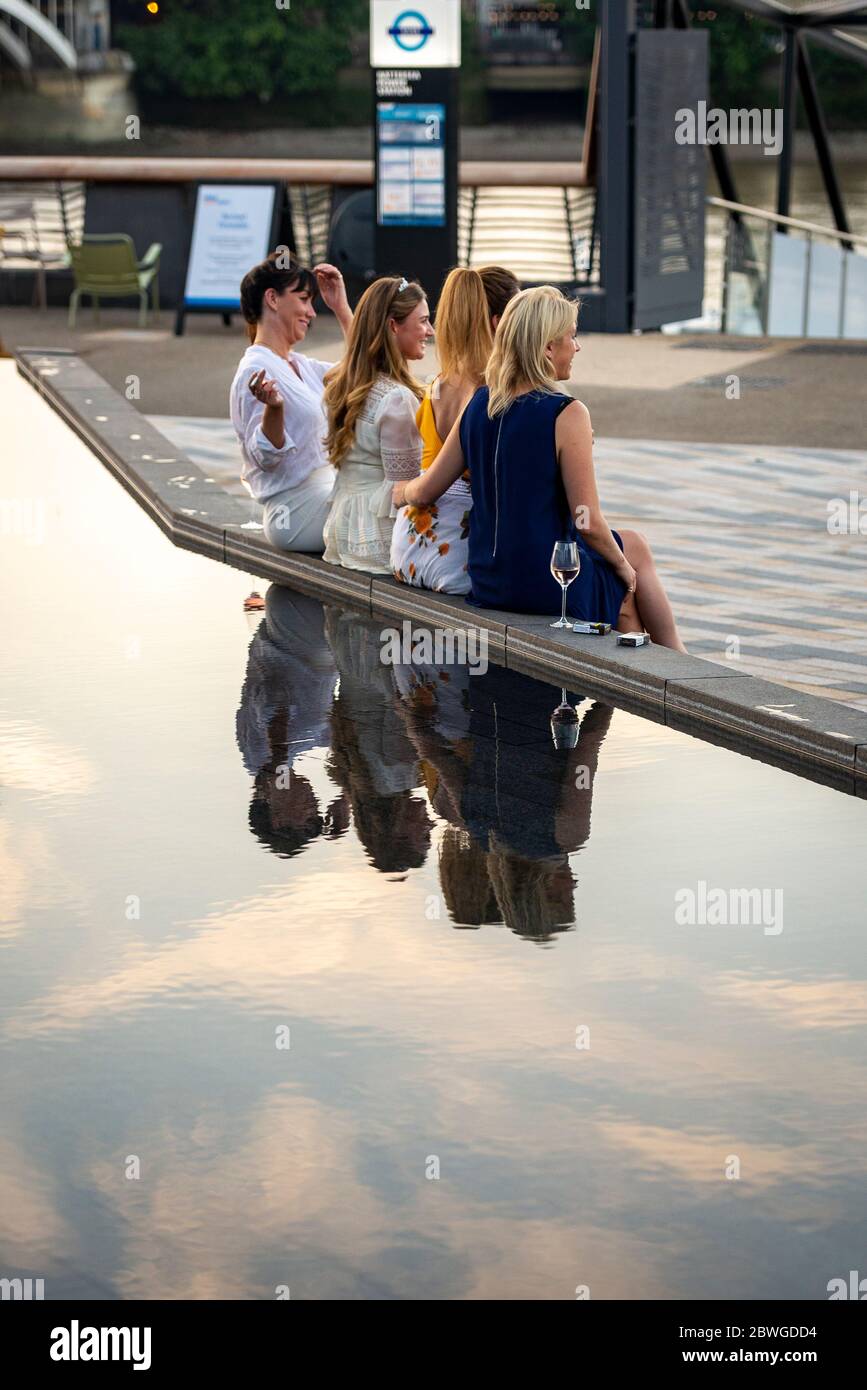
xmin=391 ymin=265 xmax=519 ymax=594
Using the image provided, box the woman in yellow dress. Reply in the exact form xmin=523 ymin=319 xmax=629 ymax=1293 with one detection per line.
xmin=390 ymin=265 xmax=519 ymax=594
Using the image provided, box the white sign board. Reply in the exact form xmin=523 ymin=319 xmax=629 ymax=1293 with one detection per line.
xmin=370 ymin=1 xmax=461 ymax=69
xmin=183 ymin=184 xmax=277 ymax=307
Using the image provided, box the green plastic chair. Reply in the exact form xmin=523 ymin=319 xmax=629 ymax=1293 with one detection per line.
xmin=68 ymin=234 xmax=161 ymax=329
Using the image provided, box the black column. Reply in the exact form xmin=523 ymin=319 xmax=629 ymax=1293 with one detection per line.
xmin=597 ymin=0 xmax=635 ymax=331
xmin=373 ymin=68 xmax=459 ymax=311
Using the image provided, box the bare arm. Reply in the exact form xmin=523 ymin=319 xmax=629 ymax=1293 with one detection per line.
xmin=396 ymin=412 xmax=466 ymax=508
xmin=314 ymin=263 xmax=353 ymax=339
xmin=247 ymin=368 xmax=286 ymax=450
xmin=557 ymin=400 xmax=633 ymax=583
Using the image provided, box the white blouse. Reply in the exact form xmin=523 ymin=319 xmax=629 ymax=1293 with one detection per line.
xmin=230 ymin=344 xmax=334 ymax=504
xmin=322 ymin=375 xmax=423 ymax=571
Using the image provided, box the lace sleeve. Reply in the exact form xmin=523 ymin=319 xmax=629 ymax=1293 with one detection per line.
xmin=378 ymin=386 xmax=423 ymax=481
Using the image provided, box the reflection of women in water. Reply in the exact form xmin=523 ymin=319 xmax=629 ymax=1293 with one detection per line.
xmin=324 ymin=610 xmax=433 ymax=872
xmin=396 ymin=659 xmax=612 ymax=939
xmin=395 ymin=660 xmax=500 ymax=927
xmin=236 ymin=586 xmax=348 ymax=857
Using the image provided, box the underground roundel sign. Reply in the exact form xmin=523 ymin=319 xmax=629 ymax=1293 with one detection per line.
xmin=370 ymin=0 xmax=461 ymax=69
xmin=389 ymin=10 xmax=434 ymax=52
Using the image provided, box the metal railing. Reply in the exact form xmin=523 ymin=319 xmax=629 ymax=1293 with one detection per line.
xmin=0 ymin=156 xmax=593 ymax=292
xmin=1 ymin=159 xmax=863 ymax=331
xmin=710 ymin=195 xmax=867 ymax=338
xmin=0 ymin=178 xmax=84 ymax=305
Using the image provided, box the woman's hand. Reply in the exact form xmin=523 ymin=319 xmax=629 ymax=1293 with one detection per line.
xmin=314 ymin=263 xmax=353 ymax=334
xmin=617 ymin=558 xmax=638 ymax=594
xmin=392 ymin=481 xmax=408 ymax=507
xmin=249 ymin=368 xmax=286 ymax=449
xmin=248 ymin=368 xmax=284 ymax=410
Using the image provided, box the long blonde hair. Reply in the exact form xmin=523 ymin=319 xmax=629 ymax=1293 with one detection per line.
xmin=324 ymin=276 xmax=426 ymax=467
xmin=435 ymin=265 xmax=520 ymax=383
xmin=485 ymin=285 xmax=578 ymax=418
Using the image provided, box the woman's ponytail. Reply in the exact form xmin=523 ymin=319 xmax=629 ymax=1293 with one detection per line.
xmin=436 ymin=266 xmax=495 ymax=381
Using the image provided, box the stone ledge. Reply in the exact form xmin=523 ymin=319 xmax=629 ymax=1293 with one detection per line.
xmin=224 ymin=528 xmax=374 ymax=608
xmin=17 ymin=347 xmax=867 ymax=789
xmin=665 ymin=675 xmax=866 ymax=773
xmin=504 ymin=614 xmax=747 ymax=709
xmin=370 ymin=576 xmax=509 ymax=654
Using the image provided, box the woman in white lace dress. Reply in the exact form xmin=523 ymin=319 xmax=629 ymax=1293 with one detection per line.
xmin=321 ymin=277 xmax=429 ymax=574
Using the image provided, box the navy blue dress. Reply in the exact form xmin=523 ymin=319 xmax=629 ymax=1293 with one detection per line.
xmin=459 ymin=386 xmax=627 ymax=623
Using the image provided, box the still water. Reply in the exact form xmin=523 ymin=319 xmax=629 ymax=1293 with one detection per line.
xmin=2 ymin=366 xmax=866 ymax=1299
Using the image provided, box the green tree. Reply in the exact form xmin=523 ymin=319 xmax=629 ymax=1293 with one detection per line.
xmin=118 ymin=0 xmax=368 ymax=103
xmin=693 ymin=7 xmax=778 ymax=111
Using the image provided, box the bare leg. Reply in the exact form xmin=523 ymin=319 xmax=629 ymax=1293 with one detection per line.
xmin=616 ymin=529 xmax=687 ymax=652
xmin=615 ymin=589 xmax=642 ymax=635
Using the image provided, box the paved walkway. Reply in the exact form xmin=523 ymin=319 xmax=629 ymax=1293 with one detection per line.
xmin=4 ymin=307 xmax=866 ymax=447
xmin=597 ymin=438 xmax=867 ymax=711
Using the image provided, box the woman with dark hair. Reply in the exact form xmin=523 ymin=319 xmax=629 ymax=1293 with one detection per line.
xmin=229 ymin=251 xmax=353 ymax=552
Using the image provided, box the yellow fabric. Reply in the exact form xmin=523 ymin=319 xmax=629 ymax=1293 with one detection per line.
xmin=416 ymin=388 xmax=444 ymax=473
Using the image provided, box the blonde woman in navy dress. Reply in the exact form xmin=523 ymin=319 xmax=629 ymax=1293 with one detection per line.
xmin=394 ymin=286 xmax=686 ymax=651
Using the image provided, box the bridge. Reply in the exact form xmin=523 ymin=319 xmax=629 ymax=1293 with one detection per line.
xmin=0 ymin=0 xmax=106 ymax=73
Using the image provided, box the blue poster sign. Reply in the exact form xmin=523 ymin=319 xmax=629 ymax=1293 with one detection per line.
xmin=377 ymin=102 xmax=446 ymax=227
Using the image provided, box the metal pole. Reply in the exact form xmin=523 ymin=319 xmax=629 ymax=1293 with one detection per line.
xmin=762 ymin=223 xmax=773 ymax=335
xmin=796 ymin=35 xmax=852 ymax=246
xmin=776 ymin=27 xmax=798 ymax=229
xmin=563 ymin=186 xmax=578 ymax=283
xmin=721 ymin=214 xmax=732 ymax=334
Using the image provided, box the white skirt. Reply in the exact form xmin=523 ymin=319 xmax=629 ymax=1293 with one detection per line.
xmin=322 ymin=463 xmax=396 ymax=575
xmin=262 ymin=466 xmax=334 ymax=553
xmin=390 ymin=479 xmax=472 ymax=596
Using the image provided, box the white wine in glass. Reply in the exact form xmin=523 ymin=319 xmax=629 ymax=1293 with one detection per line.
xmin=550 ymin=542 xmax=580 ymax=629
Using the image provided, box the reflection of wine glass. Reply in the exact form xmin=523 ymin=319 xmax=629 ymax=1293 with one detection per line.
xmin=550 ymin=542 xmax=580 ymax=629
xmin=551 ymin=687 xmax=580 ymax=748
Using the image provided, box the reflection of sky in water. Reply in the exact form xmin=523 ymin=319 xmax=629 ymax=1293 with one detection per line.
xmin=2 ymin=363 xmax=867 ymax=1300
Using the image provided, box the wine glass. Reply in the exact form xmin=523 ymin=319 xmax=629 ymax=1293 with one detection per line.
xmin=551 ymin=686 xmax=580 ymax=748
xmin=550 ymin=541 xmax=580 ymax=629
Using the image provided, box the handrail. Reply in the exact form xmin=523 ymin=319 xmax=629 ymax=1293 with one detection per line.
xmin=708 ymin=194 xmax=867 ymax=249
xmin=0 ymin=156 xmax=587 ymax=189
